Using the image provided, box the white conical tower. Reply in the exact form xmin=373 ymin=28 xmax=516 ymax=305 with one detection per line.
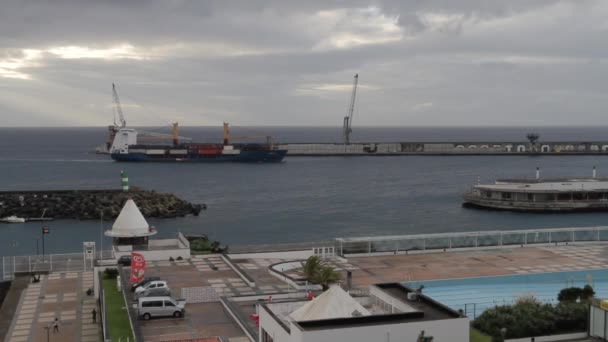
xmin=289 ymin=285 xmax=370 ymax=322
xmin=105 ymin=199 xmax=157 ymax=237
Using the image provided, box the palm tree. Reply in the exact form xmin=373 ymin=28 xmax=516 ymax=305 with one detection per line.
xmin=312 ymin=265 xmax=342 ymax=291
xmin=302 ymin=256 xmax=323 ymax=280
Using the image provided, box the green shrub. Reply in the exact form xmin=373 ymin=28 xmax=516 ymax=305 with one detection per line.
xmin=169 ymin=257 xmax=175 ymax=262
xmin=473 ymin=295 xmax=588 ymax=339
xmin=191 ymin=238 xmax=212 ymax=252
xmin=554 ymin=301 xmax=588 ymax=331
xmin=582 ymin=284 xmax=595 ymax=300
xmin=104 ymin=268 xmax=119 ymax=279
xmin=558 ymin=287 xmax=582 ymax=302
xmin=176 ymin=256 xmax=183 ymax=261
xmin=558 ymin=285 xmax=595 ymax=302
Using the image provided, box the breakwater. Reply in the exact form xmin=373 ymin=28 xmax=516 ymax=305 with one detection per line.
xmin=0 ymin=189 xmax=204 ymax=220
xmin=279 ymin=141 xmax=608 ymax=156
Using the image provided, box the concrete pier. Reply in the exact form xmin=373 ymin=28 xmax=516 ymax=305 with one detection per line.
xmin=278 ymin=141 xmax=608 ymax=156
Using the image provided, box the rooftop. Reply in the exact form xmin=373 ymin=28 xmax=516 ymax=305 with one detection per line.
xmin=289 ymin=286 xmax=370 ymax=321
xmin=262 ymin=283 xmax=462 ymax=332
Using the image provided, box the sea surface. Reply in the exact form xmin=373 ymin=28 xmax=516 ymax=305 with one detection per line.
xmin=1 ymin=126 xmax=608 ymax=257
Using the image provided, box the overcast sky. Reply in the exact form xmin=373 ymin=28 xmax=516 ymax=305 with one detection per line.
xmin=1 ymin=0 xmax=607 ymax=127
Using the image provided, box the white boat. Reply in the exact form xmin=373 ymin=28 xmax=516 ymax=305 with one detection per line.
xmin=1 ymin=216 xmax=26 ymax=223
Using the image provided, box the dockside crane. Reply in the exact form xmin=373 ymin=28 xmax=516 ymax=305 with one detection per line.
xmin=342 ymin=74 xmax=359 ymax=145
xmin=112 ymin=83 xmax=126 ymax=128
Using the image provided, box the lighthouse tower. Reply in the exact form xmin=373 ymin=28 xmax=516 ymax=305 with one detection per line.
xmin=105 ymin=199 xmax=157 ymax=246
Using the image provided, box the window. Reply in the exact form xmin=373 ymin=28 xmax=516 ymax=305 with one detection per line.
xmin=158 ymin=284 xmax=165 ymax=288
xmin=148 ymin=284 xmax=156 ymax=289
xmin=142 ymin=301 xmax=163 ymax=308
xmin=261 ymin=329 xmax=274 ymax=342
xmin=501 ymin=192 xmax=511 ymax=200
xmin=164 ymin=300 xmax=175 ymax=307
xmin=527 ymin=193 xmax=534 ymax=201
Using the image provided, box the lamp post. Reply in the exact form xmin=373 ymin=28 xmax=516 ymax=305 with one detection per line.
xmin=99 ymin=211 xmax=104 ymax=259
xmin=44 ymin=324 xmax=50 ymax=342
xmin=41 ymin=226 xmax=50 ymax=261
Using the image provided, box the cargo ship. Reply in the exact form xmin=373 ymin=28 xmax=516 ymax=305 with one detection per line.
xmin=110 ymin=123 xmax=287 ymax=163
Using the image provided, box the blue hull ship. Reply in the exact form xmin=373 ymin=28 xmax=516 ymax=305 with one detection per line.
xmin=110 ymin=124 xmax=287 ymax=163
xmin=111 ymin=148 xmax=287 ymax=163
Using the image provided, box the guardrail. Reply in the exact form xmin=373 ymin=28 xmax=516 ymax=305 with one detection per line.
xmin=118 ymin=267 xmax=143 ymax=342
xmin=219 ymin=296 xmax=257 ymax=342
xmin=336 ymin=226 xmax=608 ymax=256
xmin=221 ymin=254 xmax=255 ymax=287
xmin=1 ymin=251 xmax=115 ymax=281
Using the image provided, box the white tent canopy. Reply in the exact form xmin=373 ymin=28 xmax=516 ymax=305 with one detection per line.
xmin=289 ymin=286 xmax=370 ymax=322
xmin=105 ymin=199 xmax=157 ymax=237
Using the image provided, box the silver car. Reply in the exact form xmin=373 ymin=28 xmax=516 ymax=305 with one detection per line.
xmin=135 ymin=287 xmax=171 ymax=300
xmin=136 ymin=296 xmax=186 ymax=320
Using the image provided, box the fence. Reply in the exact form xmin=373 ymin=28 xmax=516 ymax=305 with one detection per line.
xmin=181 ymin=287 xmax=220 ymax=303
xmin=1 ymin=250 xmax=115 ymax=281
xmin=335 ymin=226 xmax=608 ymax=256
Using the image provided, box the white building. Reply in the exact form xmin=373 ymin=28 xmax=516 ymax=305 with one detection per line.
xmin=105 ymin=198 xmax=190 ymax=261
xmin=258 ymin=283 xmax=469 ymax=342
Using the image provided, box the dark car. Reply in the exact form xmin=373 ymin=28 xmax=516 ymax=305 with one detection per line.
xmin=131 ymin=276 xmax=161 ymax=291
xmin=117 ymin=255 xmax=132 ymax=267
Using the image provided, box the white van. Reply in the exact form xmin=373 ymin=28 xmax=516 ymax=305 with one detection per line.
xmin=136 ymin=296 xmax=186 ymax=320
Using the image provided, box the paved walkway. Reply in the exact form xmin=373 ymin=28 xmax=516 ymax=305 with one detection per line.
xmin=4 ymin=271 xmax=101 ymax=342
xmin=342 ymin=244 xmax=608 ymax=289
xmin=148 ymin=255 xmax=292 ymax=296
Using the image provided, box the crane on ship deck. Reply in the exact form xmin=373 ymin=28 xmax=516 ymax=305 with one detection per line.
xmin=342 ymin=74 xmax=358 ymax=145
xmin=112 ymin=83 xmax=127 ymax=129
xmin=222 ymin=122 xmax=274 ymax=147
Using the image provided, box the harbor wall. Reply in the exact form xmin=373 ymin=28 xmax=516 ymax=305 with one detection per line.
xmin=0 ymin=188 xmax=203 ymax=220
xmin=279 ymin=141 xmax=608 ymax=156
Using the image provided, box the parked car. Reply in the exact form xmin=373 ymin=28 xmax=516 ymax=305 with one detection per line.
xmin=117 ymin=255 xmax=132 ymax=267
xmin=136 ymin=296 xmax=186 ymax=320
xmin=135 ymin=287 xmax=171 ymax=300
xmin=132 ymin=276 xmax=161 ymax=291
xmin=135 ymin=280 xmax=168 ymax=294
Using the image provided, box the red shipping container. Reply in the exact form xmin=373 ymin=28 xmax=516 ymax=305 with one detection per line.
xmin=200 ymin=150 xmax=222 ymax=155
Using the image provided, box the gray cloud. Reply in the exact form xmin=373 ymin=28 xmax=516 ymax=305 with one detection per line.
xmin=1 ymin=0 xmax=607 ymax=127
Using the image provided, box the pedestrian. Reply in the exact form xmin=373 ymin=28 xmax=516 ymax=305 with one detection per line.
xmin=92 ymin=308 xmax=97 ymax=323
xmin=52 ymin=318 xmax=59 ymax=333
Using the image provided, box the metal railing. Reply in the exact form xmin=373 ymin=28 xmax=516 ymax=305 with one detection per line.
xmin=1 ymin=250 xmax=114 ymax=280
xmin=335 ymin=226 xmax=608 ymax=256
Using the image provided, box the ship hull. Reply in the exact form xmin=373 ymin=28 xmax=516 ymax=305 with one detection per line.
xmin=111 ymin=149 xmax=287 ymax=163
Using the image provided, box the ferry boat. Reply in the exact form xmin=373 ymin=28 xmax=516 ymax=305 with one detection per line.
xmin=110 ymin=123 xmax=287 ymax=163
xmin=1 ymin=216 xmax=26 ymax=223
xmin=463 ymin=169 xmax=608 ymax=212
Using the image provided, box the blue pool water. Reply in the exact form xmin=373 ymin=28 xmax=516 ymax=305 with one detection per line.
xmin=405 ymin=269 xmax=608 ymax=318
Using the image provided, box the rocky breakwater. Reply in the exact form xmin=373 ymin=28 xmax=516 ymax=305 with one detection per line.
xmin=0 ymin=188 xmax=204 ymax=220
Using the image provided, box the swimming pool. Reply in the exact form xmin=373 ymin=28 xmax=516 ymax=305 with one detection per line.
xmin=405 ymin=269 xmax=608 ymax=319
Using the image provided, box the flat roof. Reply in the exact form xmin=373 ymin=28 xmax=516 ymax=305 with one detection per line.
xmin=263 ymin=283 xmax=462 ymax=332
xmin=475 ymin=180 xmax=608 ymax=193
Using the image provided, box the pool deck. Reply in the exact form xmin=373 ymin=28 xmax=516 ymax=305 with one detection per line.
xmin=343 ymin=244 xmax=608 ymax=289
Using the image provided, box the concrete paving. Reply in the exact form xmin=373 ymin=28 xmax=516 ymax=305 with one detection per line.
xmin=343 ymin=244 xmax=608 ymax=289
xmin=4 ymin=271 xmax=101 ymax=342
xmin=139 ymin=256 xmax=252 ymax=341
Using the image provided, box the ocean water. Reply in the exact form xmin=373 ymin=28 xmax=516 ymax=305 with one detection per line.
xmin=1 ymin=126 xmax=608 ymax=257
